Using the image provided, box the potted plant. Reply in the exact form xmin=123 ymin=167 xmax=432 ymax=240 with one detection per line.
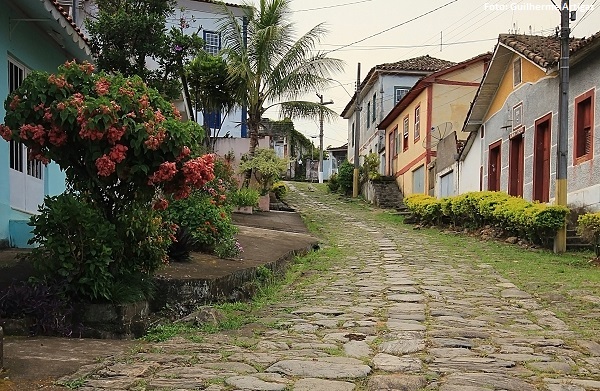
xmin=239 ymin=148 xmax=289 ymax=211
xmin=231 ymin=187 xmax=260 ymax=214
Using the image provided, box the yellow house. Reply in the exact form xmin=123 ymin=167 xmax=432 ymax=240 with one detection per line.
xmin=378 ymin=53 xmax=491 ymax=196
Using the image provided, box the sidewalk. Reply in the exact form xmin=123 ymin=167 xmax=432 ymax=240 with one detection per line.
xmin=0 ymin=209 xmax=318 ymax=391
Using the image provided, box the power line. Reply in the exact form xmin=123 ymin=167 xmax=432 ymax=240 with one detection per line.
xmin=295 ymin=0 xmax=375 ymax=13
xmin=318 ymin=37 xmax=497 ymax=51
xmin=572 ymin=0 xmax=599 ymax=31
xmin=324 ymin=0 xmax=460 ymax=55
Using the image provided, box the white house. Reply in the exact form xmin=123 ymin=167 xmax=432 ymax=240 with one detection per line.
xmin=340 ymin=55 xmax=455 ymax=175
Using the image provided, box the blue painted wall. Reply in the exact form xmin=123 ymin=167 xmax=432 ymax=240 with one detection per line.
xmin=0 ymin=0 xmax=84 ymax=246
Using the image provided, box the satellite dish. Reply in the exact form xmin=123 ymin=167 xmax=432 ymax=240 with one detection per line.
xmin=422 ymin=122 xmax=452 ymax=151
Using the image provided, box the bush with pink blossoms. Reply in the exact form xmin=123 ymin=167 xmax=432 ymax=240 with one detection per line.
xmin=1 ymin=61 xmax=217 ymax=302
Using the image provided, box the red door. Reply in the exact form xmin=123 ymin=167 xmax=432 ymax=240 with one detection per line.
xmin=508 ymin=134 xmax=524 ymax=197
xmin=533 ymin=114 xmax=551 ymax=202
xmin=488 ymin=141 xmax=502 ymax=191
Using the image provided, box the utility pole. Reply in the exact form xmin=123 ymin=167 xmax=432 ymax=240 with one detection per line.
xmin=316 ymin=93 xmax=333 ymax=183
xmin=555 ymin=0 xmax=570 ymax=253
xmin=353 ymin=63 xmax=361 ymax=198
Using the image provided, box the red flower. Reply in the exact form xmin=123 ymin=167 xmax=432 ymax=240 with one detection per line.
xmin=182 ymin=154 xmax=215 ymax=188
xmin=107 ymin=126 xmax=126 ymax=144
xmin=109 ymin=144 xmax=128 ymax=163
xmin=0 ymin=125 xmax=12 ymax=141
xmin=152 ymin=198 xmax=169 ymax=211
xmin=79 ymin=62 xmax=95 ymax=75
xmin=95 ymin=78 xmax=111 ymax=96
xmin=154 ymin=109 xmax=166 ymax=123
xmin=95 ymin=154 xmax=116 ymax=177
xmin=148 ymin=161 xmax=178 ymax=184
xmin=177 ymin=146 xmax=191 ymax=161
xmin=9 ymin=95 xmax=20 ymax=110
xmin=48 ymin=125 xmax=67 ymax=146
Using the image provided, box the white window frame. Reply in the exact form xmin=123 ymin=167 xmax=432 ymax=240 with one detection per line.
xmin=394 ymin=86 xmax=410 ymax=103
xmin=203 ymin=31 xmax=221 ymax=55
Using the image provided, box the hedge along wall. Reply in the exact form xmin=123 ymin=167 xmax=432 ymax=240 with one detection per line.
xmin=404 ymin=191 xmax=569 ymax=246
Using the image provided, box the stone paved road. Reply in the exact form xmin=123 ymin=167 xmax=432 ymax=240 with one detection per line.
xmin=62 ymin=184 xmax=600 ymax=390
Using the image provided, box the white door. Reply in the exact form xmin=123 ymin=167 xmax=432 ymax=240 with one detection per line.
xmin=440 ymin=171 xmax=454 ymax=198
xmin=8 ymin=59 xmax=44 ymax=214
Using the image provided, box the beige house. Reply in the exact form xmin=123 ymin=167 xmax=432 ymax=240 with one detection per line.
xmin=377 ymin=53 xmax=491 ymax=196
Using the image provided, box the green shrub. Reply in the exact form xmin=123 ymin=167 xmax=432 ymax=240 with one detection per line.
xmin=337 ymin=160 xmax=354 ymax=195
xmin=577 ymin=212 xmax=600 ymax=256
xmin=361 ymin=153 xmax=380 ymax=182
xmin=28 ymin=194 xmax=170 ymax=302
xmin=404 ymin=191 xmax=568 ymax=246
xmin=163 ymin=190 xmax=237 ymax=254
xmin=239 ymin=149 xmax=288 ymax=195
xmin=231 ymin=188 xmax=260 ymax=207
xmin=271 ymin=181 xmax=288 ymax=200
xmin=327 ymin=173 xmax=340 ymax=193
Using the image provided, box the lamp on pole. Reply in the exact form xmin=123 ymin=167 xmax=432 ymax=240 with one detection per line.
xmin=316 ymin=93 xmax=334 ymax=183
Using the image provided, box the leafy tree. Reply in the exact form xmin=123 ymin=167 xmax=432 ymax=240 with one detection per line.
xmin=86 ymin=0 xmax=204 ymax=105
xmin=186 ymin=53 xmax=239 ymax=150
xmin=218 ymin=0 xmax=344 ymax=158
xmin=239 ymin=148 xmax=289 ymax=195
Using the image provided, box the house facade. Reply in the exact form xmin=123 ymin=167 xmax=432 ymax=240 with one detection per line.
xmin=460 ymin=33 xmax=600 ymax=210
xmin=340 ymin=56 xmax=455 ymax=174
xmin=80 ymin=0 xmax=248 ymax=138
xmin=377 ymin=54 xmax=490 ymax=197
xmin=0 ymin=0 xmax=92 ymax=247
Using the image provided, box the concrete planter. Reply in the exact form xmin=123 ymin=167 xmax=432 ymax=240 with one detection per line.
xmin=258 ymin=194 xmax=270 ymax=211
xmin=75 ymin=301 xmax=150 ymax=339
xmin=233 ymin=206 xmax=253 ymax=214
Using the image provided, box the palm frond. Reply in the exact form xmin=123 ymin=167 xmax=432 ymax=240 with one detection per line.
xmin=278 ymin=101 xmax=339 ymax=122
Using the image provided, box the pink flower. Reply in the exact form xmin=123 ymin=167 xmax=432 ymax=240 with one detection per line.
xmin=95 ymin=155 xmax=116 ymax=177
xmin=95 ymin=78 xmax=110 ymax=96
xmin=0 ymin=125 xmax=12 ymax=141
xmin=148 ymin=162 xmax=178 ymax=184
xmin=9 ymin=95 xmax=20 ymax=110
xmin=152 ymin=198 xmax=169 ymax=210
xmin=106 ymin=126 xmax=126 ymax=144
xmin=48 ymin=126 xmax=67 ymax=146
xmin=154 ymin=109 xmax=166 ymax=123
xmin=109 ymin=144 xmax=128 ymax=163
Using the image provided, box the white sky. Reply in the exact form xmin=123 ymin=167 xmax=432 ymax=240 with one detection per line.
xmin=241 ymin=0 xmax=599 ymax=149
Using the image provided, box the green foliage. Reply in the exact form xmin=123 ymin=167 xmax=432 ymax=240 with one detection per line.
xmin=218 ymin=0 xmax=344 ymax=155
xmin=214 ymin=236 xmax=244 ymax=259
xmin=577 ymin=212 xmax=600 ymax=256
xmin=239 ymin=149 xmax=289 ymax=195
xmin=28 ymin=194 xmax=169 ymax=302
xmin=29 ymin=194 xmax=118 ymax=300
xmin=404 ymin=191 xmax=569 ymax=246
xmin=271 ymin=181 xmax=288 ymax=200
xmin=230 ymin=187 xmax=260 ymax=207
xmin=163 ymin=190 xmax=237 ymax=254
xmin=327 ymin=173 xmax=340 ymax=193
xmin=336 ymin=160 xmax=354 ymax=195
xmin=361 ymin=153 xmax=381 ymax=182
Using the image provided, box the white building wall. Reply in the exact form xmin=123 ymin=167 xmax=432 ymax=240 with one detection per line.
xmin=458 ymin=133 xmax=482 ymax=193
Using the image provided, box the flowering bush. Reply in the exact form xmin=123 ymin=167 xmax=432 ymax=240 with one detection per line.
xmin=0 ymin=61 xmax=214 ymax=217
xmin=0 ymin=61 xmax=217 ymax=301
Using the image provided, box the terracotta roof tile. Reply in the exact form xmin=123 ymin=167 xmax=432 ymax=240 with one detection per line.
xmin=50 ymin=0 xmax=90 ymax=44
xmin=499 ymin=31 xmax=600 ymax=68
xmin=375 ymin=55 xmax=456 ymax=73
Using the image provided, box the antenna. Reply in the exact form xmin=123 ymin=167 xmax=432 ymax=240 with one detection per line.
xmin=422 ymin=122 xmax=452 ymax=151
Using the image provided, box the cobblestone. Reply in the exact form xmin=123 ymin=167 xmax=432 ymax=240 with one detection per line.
xmin=59 ymin=184 xmax=600 ymax=390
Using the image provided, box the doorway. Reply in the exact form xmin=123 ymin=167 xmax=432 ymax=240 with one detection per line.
xmin=533 ymin=114 xmax=551 ymax=202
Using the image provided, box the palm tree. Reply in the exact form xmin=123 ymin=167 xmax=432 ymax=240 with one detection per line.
xmin=219 ymin=0 xmax=344 ymax=158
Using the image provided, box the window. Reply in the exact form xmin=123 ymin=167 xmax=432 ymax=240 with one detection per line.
xmin=513 ymin=58 xmax=522 ymax=87
xmin=394 ymin=86 xmax=410 ymax=103
xmin=513 ymin=103 xmax=523 ymax=129
xmin=203 ymin=31 xmax=221 ymax=55
xmin=8 ymin=59 xmax=42 ymax=180
xmin=391 ymin=126 xmax=398 ymax=157
xmin=414 ymin=106 xmax=421 ymax=142
xmin=203 ymin=110 xmax=222 ymax=134
xmin=395 ymin=128 xmax=400 ymax=156
xmin=574 ymin=89 xmax=595 ymax=163
xmin=351 ymin=122 xmax=355 ymax=147
xmin=366 ymin=101 xmax=371 ymax=127
xmin=403 ymin=116 xmax=409 ymax=151
xmin=372 ymin=94 xmax=377 ymax=124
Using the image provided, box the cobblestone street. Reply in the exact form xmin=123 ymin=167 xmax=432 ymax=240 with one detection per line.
xmin=62 ymin=183 xmax=600 ymax=391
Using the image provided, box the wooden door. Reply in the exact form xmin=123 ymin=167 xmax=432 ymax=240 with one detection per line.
xmin=533 ymin=114 xmax=551 ymax=202
xmin=508 ymin=135 xmax=524 ymax=197
xmin=488 ymin=141 xmax=501 ymax=191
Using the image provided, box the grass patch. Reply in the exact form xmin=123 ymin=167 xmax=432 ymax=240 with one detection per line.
xmin=409 ymin=223 xmax=600 ymax=339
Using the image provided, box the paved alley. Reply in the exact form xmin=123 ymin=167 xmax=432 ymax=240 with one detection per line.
xmin=60 ymin=184 xmax=600 ymax=391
